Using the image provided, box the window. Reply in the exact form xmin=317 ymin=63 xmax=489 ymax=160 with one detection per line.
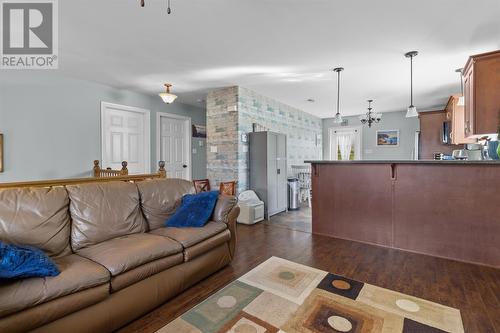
xmin=329 ymin=127 xmax=362 ymax=160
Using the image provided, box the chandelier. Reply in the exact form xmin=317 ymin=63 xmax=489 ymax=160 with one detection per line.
xmin=359 ymin=99 xmax=382 ymax=127
xmin=140 ymin=0 xmax=172 ymax=14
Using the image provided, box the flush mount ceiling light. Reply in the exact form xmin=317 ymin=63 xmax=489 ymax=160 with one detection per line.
xmin=332 ymin=67 xmax=344 ymax=124
xmin=405 ymin=51 xmax=419 ymax=118
xmin=159 ymin=83 xmax=178 ymax=104
xmin=455 ymin=68 xmax=465 ymax=106
xmin=140 ymin=0 xmax=172 ymax=14
xmin=359 ymin=99 xmax=382 ymax=128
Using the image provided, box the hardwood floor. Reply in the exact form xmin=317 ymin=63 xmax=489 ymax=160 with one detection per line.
xmin=118 ymin=223 xmax=500 ymax=333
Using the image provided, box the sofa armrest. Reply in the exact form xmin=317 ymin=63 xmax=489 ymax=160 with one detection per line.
xmin=212 ymin=195 xmax=239 ymax=258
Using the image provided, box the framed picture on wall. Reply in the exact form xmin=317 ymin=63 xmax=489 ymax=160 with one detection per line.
xmin=376 ymin=130 xmax=399 ymax=147
xmin=0 ymin=134 xmax=3 ymax=172
xmin=192 ymin=124 xmax=206 ymax=138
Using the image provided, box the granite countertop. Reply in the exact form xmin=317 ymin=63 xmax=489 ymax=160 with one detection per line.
xmin=305 ymin=160 xmax=500 ymax=165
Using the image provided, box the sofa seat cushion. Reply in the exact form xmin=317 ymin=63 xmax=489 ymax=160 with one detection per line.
xmin=0 ymin=284 xmax=109 ymax=333
xmin=76 ymin=233 xmax=183 ymax=277
xmin=183 ymin=229 xmax=231 ymax=262
xmin=150 ymin=221 xmax=227 ymax=248
xmin=110 ymin=253 xmax=183 ymax=292
xmin=0 ymin=254 xmax=110 ymax=318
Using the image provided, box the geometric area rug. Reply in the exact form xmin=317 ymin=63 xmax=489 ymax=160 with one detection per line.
xmin=157 ymin=257 xmax=464 ymax=333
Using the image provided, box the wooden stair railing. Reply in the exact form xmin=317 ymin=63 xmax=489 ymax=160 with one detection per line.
xmin=93 ymin=160 xmax=129 ymax=177
xmin=0 ymin=161 xmax=168 ymax=189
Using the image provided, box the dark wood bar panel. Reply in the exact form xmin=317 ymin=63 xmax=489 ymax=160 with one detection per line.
xmin=308 ymin=161 xmax=500 ymax=268
xmin=312 ymin=163 xmax=393 ymax=246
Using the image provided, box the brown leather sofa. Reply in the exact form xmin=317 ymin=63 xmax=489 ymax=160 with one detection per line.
xmin=0 ymin=179 xmax=239 ymax=333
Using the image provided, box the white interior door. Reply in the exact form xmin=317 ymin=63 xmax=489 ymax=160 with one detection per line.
xmin=157 ymin=113 xmax=191 ymax=180
xmin=101 ymin=102 xmax=151 ymax=174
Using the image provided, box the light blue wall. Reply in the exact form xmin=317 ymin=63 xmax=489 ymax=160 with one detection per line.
xmin=322 ymin=111 xmax=420 ymax=160
xmin=0 ymin=71 xmax=206 ymax=182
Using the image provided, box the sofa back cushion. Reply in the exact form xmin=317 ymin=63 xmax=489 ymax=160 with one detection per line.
xmin=67 ymin=181 xmax=147 ymax=251
xmin=136 ymin=179 xmax=195 ymax=230
xmin=0 ymin=187 xmax=72 ymax=258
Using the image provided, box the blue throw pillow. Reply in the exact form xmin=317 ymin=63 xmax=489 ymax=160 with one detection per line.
xmin=0 ymin=241 xmax=60 ymax=279
xmin=166 ymin=191 xmax=219 ymax=228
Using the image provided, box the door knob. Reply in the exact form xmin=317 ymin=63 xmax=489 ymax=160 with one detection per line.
xmin=182 ymin=164 xmax=187 ymax=168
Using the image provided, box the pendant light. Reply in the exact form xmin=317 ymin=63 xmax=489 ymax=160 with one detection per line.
xmin=405 ymin=51 xmax=419 ymax=118
xmin=332 ymin=67 xmax=344 ymax=124
xmin=159 ymin=83 xmax=178 ymax=104
xmin=455 ymin=68 xmax=465 ymax=106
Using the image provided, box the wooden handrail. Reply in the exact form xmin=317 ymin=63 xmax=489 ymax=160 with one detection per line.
xmin=0 ymin=161 xmax=167 ymax=189
xmin=93 ymin=160 xmax=129 ymax=177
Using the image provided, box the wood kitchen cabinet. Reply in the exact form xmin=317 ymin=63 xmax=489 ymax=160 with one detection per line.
xmin=445 ymin=95 xmax=475 ymax=144
xmin=463 ymin=50 xmax=500 ymax=137
xmin=419 ymin=110 xmax=461 ymax=159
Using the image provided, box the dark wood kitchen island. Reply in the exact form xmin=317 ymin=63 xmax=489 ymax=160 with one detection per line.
xmin=306 ymin=160 xmax=500 ymax=268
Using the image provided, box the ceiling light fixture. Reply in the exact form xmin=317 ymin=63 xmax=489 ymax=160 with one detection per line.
xmin=405 ymin=51 xmax=419 ymax=118
xmin=332 ymin=67 xmax=344 ymax=124
xmin=455 ymin=68 xmax=465 ymax=106
xmin=140 ymin=0 xmax=172 ymax=14
xmin=359 ymin=99 xmax=382 ymax=128
xmin=159 ymin=83 xmax=178 ymax=104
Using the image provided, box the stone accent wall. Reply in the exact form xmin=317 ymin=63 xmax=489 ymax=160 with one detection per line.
xmin=206 ymin=87 xmax=239 ymax=188
xmin=207 ymin=86 xmax=323 ymax=193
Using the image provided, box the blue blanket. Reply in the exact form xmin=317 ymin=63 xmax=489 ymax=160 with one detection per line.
xmin=0 ymin=241 xmax=60 ymax=279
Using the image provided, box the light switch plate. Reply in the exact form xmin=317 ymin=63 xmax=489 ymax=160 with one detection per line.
xmin=210 ymin=146 xmax=218 ymax=153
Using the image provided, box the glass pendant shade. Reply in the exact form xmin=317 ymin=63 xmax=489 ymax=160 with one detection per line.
xmin=455 ymin=68 xmax=465 ymax=107
xmin=159 ymin=83 xmax=177 ymax=104
xmin=159 ymin=92 xmax=178 ymax=104
xmin=406 ymin=105 xmax=418 ymax=118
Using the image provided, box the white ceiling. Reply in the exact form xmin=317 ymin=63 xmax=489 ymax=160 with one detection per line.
xmin=59 ymin=0 xmax=500 ymax=118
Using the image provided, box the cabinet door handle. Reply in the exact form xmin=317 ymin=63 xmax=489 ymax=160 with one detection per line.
xmin=277 ymin=169 xmax=281 ymax=175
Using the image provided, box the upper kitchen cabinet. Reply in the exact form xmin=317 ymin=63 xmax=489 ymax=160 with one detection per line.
xmin=446 ymin=95 xmax=475 ymax=144
xmin=463 ymin=50 xmax=500 ymax=137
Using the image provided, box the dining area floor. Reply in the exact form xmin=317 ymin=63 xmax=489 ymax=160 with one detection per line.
xmin=265 ymin=203 xmax=312 ymax=233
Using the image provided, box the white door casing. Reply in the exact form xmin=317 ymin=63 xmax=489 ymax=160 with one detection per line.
xmin=328 ymin=126 xmax=362 ymax=160
xmin=156 ymin=113 xmax=191 ymax=180
xmin=101 ymin=102 xmax=151 ymax=174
